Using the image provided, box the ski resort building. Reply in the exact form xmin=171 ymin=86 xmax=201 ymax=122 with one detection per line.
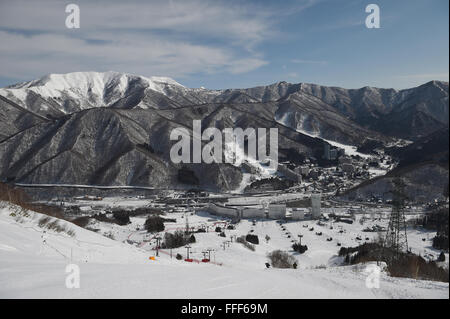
xmin=277 ymin=164 xmax=302 ymax=183
xmin=291 ymin=208 xmax=309 ymax=220
xmin=323 ymin=144 xmax=345 ymax=161
xmin=267 ymin=204 xmax=287 ymax=219
xmin=241 ymin=207 xmax=265 ymax=219
xmin=201 ymin=203 xmax=239 ymax=218
xmin=199 ymin=203 xmax=287 ymax=220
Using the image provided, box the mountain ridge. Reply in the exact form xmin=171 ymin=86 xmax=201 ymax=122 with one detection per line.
xmin=0 ymin=72 xmax=448 ymax=191
xmin=1 ymin=72 xmax=447 ymax=141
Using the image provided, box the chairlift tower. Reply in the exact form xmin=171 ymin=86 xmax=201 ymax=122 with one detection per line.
xmin=206 ymin=248 xmax=214 ymax=260
xmin=155 ymin=236 xmax=161 ymax=257
xmin=185 ymin=245 xmax=192 ymax=259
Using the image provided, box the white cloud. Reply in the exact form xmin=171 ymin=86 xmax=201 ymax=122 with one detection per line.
xmin=0 ymin=0 xmax=274 ymax=44
xmin=226 ymin=58 xmax=269 ymax=74
xmin=291 ymin=59 xmax=327 ymax=65
xmin=0 ymin=30 xmax=264 ymax=80
xmin=2 ymin=0 xmax=315 ymax=82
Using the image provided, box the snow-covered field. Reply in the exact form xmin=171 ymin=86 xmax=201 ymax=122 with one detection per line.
xmin=0 ymin=201 xmax=448 ymax=299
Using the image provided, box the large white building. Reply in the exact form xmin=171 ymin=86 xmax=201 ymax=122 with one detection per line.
xmin=291 ymin=208 xmax=308 ymax=220
xmin=267 ymin=204 xmax=287 ymax=219
xmin=198 ymin=203 xmax=287 ymax=220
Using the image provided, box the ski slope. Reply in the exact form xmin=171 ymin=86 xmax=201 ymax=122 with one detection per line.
xmin=0 ymin=202 xmax=448 ymax=299
xmin=275 ymin=113 xmax=371 ymax=158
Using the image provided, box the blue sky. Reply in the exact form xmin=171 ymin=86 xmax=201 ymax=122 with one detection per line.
xmin=0 ymin=0 xmax=448 ymax=90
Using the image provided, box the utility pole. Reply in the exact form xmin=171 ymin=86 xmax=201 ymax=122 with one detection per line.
xmin=185 ymin=214 xmax=190 ymax=234
xmin=192 ymin=199 xmax=197 ymax=213
xmin=262 ymin=199 xmax=269 ymax=219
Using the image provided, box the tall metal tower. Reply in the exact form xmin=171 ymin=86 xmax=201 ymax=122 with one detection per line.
xmin=185 ymin=213 xmax=190 ymax=234
xmin=385 ymin=177 xmax=409 ymax=259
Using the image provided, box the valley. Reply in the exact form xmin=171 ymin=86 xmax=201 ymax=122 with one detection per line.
xmin=0 ymin=72 xmax=448 ymax=299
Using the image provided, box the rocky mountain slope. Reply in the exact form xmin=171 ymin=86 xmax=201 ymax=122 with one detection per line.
xmin=297 ymin=81 xmax=449 ymax=140
xmin=0 ymin=72 xmax=447 ymax=191
xmin=341 ymin=127 xmax=449 ymax=203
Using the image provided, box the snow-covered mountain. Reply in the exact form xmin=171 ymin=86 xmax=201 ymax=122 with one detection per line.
xmin=0 ymin=71 xmax=187 ymax=114
xmin=0 ymin=72 xmax=447 ymax=190
xmin=1 ymin=72 xmax=447 ymax=140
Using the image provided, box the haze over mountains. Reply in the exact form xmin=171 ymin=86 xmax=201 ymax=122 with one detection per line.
xmin=0 ymin=72 xmax=448 ymax=191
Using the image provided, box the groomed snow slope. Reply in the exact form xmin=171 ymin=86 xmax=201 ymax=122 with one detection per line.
xmin=0 ymin=203 xmax=448 ymax=299
xmin=275 ymin=113 xmax=371 ymax=158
